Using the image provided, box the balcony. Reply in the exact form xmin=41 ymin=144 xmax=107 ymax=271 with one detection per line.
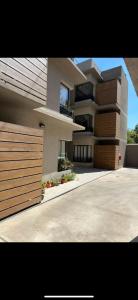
xmin=74 ymin=114 xmax=93 ymax=133
xmin=75 ymin=82 xmax=94 ymax=102
xmin=60 ymin=104 xmax=74 ymax=119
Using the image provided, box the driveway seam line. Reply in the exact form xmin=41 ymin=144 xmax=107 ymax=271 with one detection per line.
xmin=41 ymin=170 xmax=114 ymax=205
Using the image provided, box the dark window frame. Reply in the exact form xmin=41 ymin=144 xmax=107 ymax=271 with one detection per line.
xmin=75 ymin=81 xmax=94 ymax=102
xmin=60 ymin=82 xmax=70 ymax=108
xmin=74 ymin=114 xmax=93 ymax=132
xmin=73 ymin=145 xmax=92 ymax=162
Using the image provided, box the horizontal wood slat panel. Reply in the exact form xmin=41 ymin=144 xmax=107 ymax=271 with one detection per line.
xmin=37 ymin=58 xmax=47 ymax=66
xmin=0 ymin=159 xmax=43 ymax=171
xmin=0 ymin=196 xmax=41 ymax=220
xmin=0 ymin=121 xmax=43 ymax=136
xmin=0 ymin=142 xmax=43 ymax=152
xmin=0 ymin=182 xmax=41 ymax=201
xmin=0 ymin=131 xmax=43 ymax=144
xmin=0 ymin=174 xmax=42 ymax=192
xmin=0 ymin=152 xmax=43 ymax=161
xmin=0 ymin=72 xmax=46 ymax=103
xmin=0 ymin=60 xmax=46 ymax=96
xmin=14 ymin=58 xmax=47 ymax=81
xmin=27 ymin=58 xmax=47 ymax=74
xmin=0 ymin=121 xmax=43 ymax=218
xmin=0 ymin=166 xmax=43 ymax=181
xmin=11 ymin=58 xmax=47 ymax=87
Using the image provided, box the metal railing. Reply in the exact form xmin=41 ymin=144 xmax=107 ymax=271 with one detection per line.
xmin=60 ymin=104 xmax=74 ymax=119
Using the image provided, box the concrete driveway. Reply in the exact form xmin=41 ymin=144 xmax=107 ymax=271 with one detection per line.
xmin=0 ymin=168 xmax=138 ymax=242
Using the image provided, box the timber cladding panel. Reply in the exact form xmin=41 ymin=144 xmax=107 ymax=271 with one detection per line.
xmin=95 ymin=112 xmax=120 ymax=137
xmin=96 ymin=79 xmax=121 ymax=105
xmin=0 ymin=58 xmax=47 ymax=105
xmin=0 ymin=121 xmax=43 ymax=220
xmin=94 ymin=145 xmax=120 ymax=170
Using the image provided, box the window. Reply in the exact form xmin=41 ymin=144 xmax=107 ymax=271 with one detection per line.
xmin=75 ymin=114 xmax=93 ymax=132
xmin=73 ymin=145 xmax=92 ymax=162
xmin=75 ymin=82 xmax=94 ymax=102
xmin=60 ymin=83 xmax=70 ymax=107
xmin=59 ymin=140 xmax=66 ymax=159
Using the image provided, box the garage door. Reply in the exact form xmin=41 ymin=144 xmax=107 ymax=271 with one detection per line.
xmin=0 ymin=121 xmax=43 ymax=220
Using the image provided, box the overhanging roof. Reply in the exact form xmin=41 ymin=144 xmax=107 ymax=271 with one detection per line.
xmin=77 ymin=59 xmax=103 ymax=81
xmin=124 ymin=58 xmax=138 ymax=96
xmin=48 ymin=58 xmax=87 ymax=85
xmin=34 ymin=106 xmax=85 ymax=131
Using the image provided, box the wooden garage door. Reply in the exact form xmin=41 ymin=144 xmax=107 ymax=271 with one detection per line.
xmin=0 ymin=121 xmax=43 ymax=220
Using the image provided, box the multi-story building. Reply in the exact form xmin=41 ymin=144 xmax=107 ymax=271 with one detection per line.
xmin=69 ymin=59 xmax=128 ymax=170
xmin=0 ymin=58 xmax=86 ymax=219
xmin=0 ymin=58 xmax=86 ymax=174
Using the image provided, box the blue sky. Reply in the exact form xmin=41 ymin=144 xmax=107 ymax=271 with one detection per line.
xmin=76 ymin=58 xmax=138 ymax=129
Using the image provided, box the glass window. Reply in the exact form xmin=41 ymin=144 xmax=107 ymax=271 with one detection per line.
xmin=60 ymin=83 xmax=70 ymax=107
xmin=75 ymin=82 xmax=94 ymax=101
xmin=75 ymin=114 xmax=93 ymax=131
xmin=73 ymin=145 xmax=92 ymax=162
xmin=59 ymin=140 xmax=66 ymax=159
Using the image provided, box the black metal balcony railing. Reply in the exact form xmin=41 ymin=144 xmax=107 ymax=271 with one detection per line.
xmin=60 ymin=104 xmax=74 ymax=119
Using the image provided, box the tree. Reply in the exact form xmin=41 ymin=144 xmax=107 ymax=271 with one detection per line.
xmin=127 ymin=124 xmax=138 ymax=143
xmin=135 ymin=124 xmax=138 ymax=134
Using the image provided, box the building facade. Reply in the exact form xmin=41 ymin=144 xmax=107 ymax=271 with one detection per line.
xmin=69 ymin=59 xmax=128 ymax=170
xmin=0 ymin=58 xmax=86 ymax=175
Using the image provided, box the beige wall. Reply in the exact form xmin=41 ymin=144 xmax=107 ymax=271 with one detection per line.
xmin=125 ymin=144 xmax=138 ymax=167
xmin=47 ymin=60 xmax=75 ymax=112
xmin=0 ymin=97 xmax=74 ymax=174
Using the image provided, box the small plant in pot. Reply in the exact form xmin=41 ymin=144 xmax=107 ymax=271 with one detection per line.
xmin=60 ymin=175 xmax=66 ymax=184
xmin=46 ymin=181 xmax=52 ymax=188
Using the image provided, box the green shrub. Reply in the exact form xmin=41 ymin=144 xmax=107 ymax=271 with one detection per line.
xmin=58 ymin=158 xmax=74 ymax=171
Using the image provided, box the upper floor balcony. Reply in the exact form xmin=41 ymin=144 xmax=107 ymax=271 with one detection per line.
xmin=75 ymin=81 xmax=94 ymax=102
xmin=0 ymin=58 xmax=47 ymax=107
xmin=60 ymin=104 xmax=74 ymax=119
xmin=73 ymin=114 xmax=93 ymax=133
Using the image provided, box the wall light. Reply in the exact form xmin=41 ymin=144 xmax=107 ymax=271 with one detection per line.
xmin=39 ymin=122 xmax=45 ymax=128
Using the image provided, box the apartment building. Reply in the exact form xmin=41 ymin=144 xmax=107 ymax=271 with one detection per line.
xmin=69 ymin=59 xmax=128 ymax=170
xmin=0 ymin=58 xmax=86 ymax=219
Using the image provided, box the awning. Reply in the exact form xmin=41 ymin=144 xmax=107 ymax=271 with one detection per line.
xmin=34 ymin=106 xmax=85 ymax=131
xmin=48 ymin=58 xmax=87 ymax=85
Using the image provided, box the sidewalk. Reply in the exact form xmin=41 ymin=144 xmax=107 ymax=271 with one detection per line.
xmin=42 ymin=168 xmax=113 ymax=203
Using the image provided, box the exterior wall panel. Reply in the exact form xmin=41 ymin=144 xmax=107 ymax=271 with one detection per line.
xmin=0 ymin=58 xmax=47 ymax=105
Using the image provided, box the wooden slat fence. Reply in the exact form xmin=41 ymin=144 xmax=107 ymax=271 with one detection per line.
xmin=0 ymin=121 xmax=43 ymax=220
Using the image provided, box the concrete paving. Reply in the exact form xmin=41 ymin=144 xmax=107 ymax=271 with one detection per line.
xmin=0 ymin=167 xmax=138 ymax=242
xmin=42 ymin=168 xmax=112 ymax=203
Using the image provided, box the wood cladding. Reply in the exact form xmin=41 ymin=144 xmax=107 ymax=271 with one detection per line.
xmin=0 ymin=58 xmax=47 ymax=105
xmin=96 ymin=79 xmax=121 ymax=105
xmin=95 ymin=112 xmax=120 ymax=137
xmin=0 ymin=121 xmax=43 ymax=220
xmin=94 ymin=145 xmax=120 ymax=170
